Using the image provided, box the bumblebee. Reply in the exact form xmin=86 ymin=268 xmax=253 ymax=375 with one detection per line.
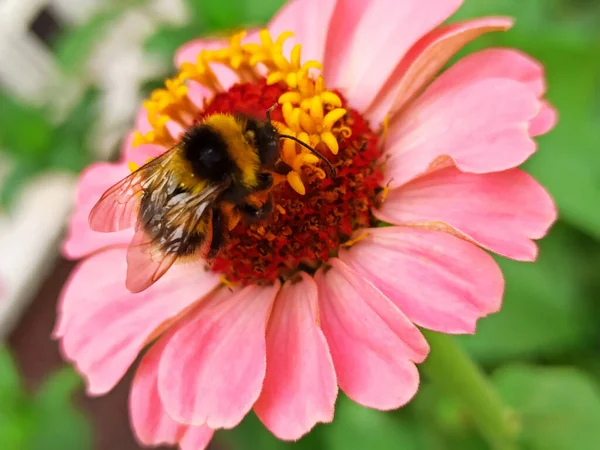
xmin=89 ymin=111 xmax=333 ymax=293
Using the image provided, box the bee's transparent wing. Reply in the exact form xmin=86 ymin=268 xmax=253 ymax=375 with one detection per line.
xmin=88 ymin=149 xmax=177 ymax=233
xmin=124 ymin=185 xmax=224 ymax=293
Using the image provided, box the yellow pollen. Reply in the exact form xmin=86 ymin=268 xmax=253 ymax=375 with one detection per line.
xmin=128 ymin=161 xmax=140 ymax=173
xmin=132 ymin=28 xmax=350 ymax=191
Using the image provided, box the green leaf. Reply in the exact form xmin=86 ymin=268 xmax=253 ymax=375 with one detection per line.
xmin=186 ymin=0 xmax=285 ymax=32
xmin=457 ymin=224 xmax=596 ymax=363
xmin=0 ymin=348 xmax=34 ymax=450
xmin=59 ymin=88 xmax=101 ymax=140
xmin=28 ymin=368 xmax=92 ymax=450
xmin=326 ymin=396 xmax=421 ymax=450
xmin=410 ymin=386 xmax=489 ymax=450
xmin=0 ymin=91 xmax=54 ymax=160
xmin=49 ymin=88 xmax=99 ymax=173
xmin=0 ymin=347 xmax=27 ymax=414
xmin=494 ymin=365 xmax=600 ymax=449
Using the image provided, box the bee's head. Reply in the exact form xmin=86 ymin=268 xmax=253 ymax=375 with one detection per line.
xmin=254 ymin=120 xmax=279 ymax=168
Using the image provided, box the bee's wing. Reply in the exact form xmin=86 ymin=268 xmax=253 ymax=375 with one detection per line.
xmin=125 ymin=184 xmax=226 ymax=293
xmin=89 ymin=149 xmax=178 ymax=233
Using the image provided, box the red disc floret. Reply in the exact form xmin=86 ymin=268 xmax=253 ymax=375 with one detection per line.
xmin=204 ymin=80 xmax=383 ymax=285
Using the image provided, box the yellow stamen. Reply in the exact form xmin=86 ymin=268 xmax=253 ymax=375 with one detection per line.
xmin=342 ymin=232 xmax=370 ymax=247
xmin=309 ymin=96 xmax=324 ymax=123
xmin=320 ymin=92 xmax=342 ymax=107
xmin=323 ymin=108 xmax=347 ymax=130
xmin=381 ymin=113 xmax=390 ymax=142
xmin=219 ymin=275 xmax=235 ymax=290
xmin=320 ymin=131 xmax=339 ymax=155
xmin=128 ymin=162 xmax=140 ymax=173
xmin=279 ymin=92 xmax=302 ymax=104
xmin=267 ymin=72 xmax=285 ymax=85
xmin=292 ymin=153 xmax=320 ymax=172
xmin=299 ymin=110 xmax=317 ymax=134
xmin=287 ymin=171 xmax=306 ymax=195
xmin=133 ymin=29 xmax=353 ymax=192
xmin=378 ymin=185 xmax=390 ymax=203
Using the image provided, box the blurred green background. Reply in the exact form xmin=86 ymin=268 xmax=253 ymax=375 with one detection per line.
xmin=1 ymin=0 xmax=599 ymax=449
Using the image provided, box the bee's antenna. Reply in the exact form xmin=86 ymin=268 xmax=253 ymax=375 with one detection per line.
xmin=279 ymin=134 xmax=336 ymax=178
xmin=266 ymin=103 xmax=278 ymax=123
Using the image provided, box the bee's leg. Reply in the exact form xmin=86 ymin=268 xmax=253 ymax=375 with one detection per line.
xmin=239 ymin=194 xmax=273 ymax=222
xmin=207 ymin=209 xmax=225 ymax=258
xmin=256 ymin=172 xmax=273 ymax=191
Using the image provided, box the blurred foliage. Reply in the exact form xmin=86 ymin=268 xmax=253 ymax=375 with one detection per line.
xmin=54 ymin=0 xmax=146 ymax=76
xmin=0 ymin=347 xmax=92 ymax=450
xmin=0 ymin=89 xmax=99 ymax=208
xmin=494 ymin=365 xmax=600 ymax=450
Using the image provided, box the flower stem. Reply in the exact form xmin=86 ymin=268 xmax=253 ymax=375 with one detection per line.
xmin=420 ymin=330 xmax=520 ymax=450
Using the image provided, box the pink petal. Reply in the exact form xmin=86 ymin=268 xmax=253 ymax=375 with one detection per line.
xmin=62 ymin=162 xmax=134 ymax=259
xmin=417 ymin=47 xmax=557 ymax=137
xmin=158 ymin=283 xmax=280 ymax=429
xmin=324 ymin=0 xmax=463 ymax=112
xmin=121 ymin=131 xmax=166 ymax=166
xmin=530 ymin=100 xmax=558 ymax=137
xmin=376 ymin=167 xmax=557 ymax=261
xmin=130 ymin=335 xmax=214 ymax=449
xmin=121 ymin=132 xmax=169 ymax=165
xmin=340 ymin=226 xmax=504 ymax=334
xmin=254 ymin=273 xmax=338 ymax=440
xmin=315 ymin=258 xmax=429 ymax=410
xmin=322 ymin=0 xmax=373 ymax=86
xmin=187 ymin=80 xmax=214 ymax=110
xmin=56 ymin=247 xmax=220 ymax=395
xmin=135 ymin=106 xmax=152 ymax=134
xmin=268 ymin=0 xmax=338 ymax=64
xmin=179 ymin=426 xmax=215 ymax=450
xmin=130 ymin=336 xmax=187 ymax=446
xmin=366 ymin=17 xmax=514 ymax=124
xmin=384 ymin=78 xmax=540 ymax=188
xmin=427 ymin=47 xmax=547 ymax=97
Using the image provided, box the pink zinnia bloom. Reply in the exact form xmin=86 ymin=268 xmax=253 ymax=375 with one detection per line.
xmin=56 ymin=0 xmax=557 ymax=448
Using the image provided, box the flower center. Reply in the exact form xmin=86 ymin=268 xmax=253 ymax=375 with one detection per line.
xmin=132 ymin=30 xmax=383 ymax=286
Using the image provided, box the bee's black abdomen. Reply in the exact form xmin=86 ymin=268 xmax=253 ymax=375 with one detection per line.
xmin=182 ymin=125 xmax=235 ymax=182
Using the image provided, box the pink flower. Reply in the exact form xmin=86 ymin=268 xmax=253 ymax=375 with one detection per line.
xmin=56 ymin=0 xmax=557 ymax=448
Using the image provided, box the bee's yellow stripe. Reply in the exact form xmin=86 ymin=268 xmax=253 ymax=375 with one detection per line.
xmin=204 ymin=114 xmax=260 ymax=189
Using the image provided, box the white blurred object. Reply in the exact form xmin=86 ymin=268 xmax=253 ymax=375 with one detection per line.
xmin=0 ymin=0 xmax=187 ymax=337
xmin=0 ymin=174 xmax=76 ymax=335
